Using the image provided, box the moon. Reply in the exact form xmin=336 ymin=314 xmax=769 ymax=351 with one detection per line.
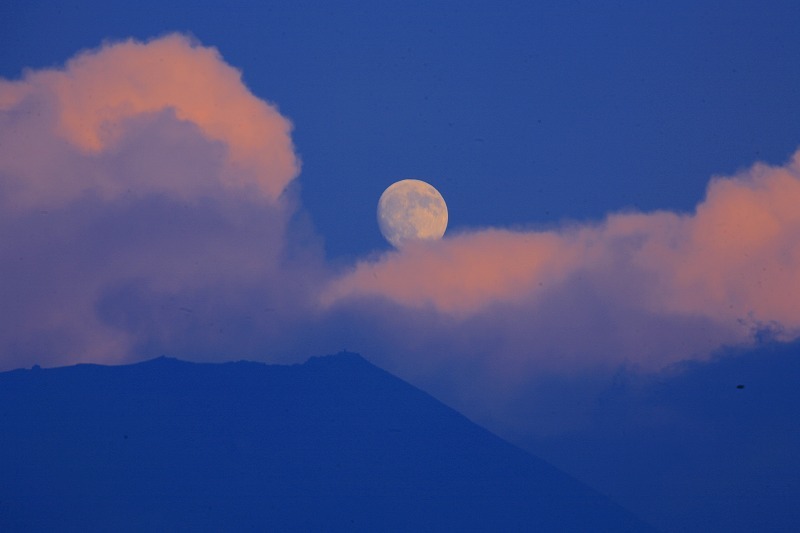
xmin=377 ymin=179 xmax=448 ymax=249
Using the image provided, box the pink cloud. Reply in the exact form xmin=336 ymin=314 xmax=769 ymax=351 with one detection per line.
xmin=322 ymin=230 xmax=584 ymax=314
xmin=324 ymin=151 xmax=800 ymax=375
xmin=0 ymin=35 xmax=313 ymax=370
xmin=0 ymin=34 xmax=298 ymax=210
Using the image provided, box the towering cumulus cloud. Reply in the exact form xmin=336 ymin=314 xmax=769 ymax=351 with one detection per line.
xmin=0 ymin=34 xmax=297 ymax=208
xmin=0 ymin=35 xmax=308 ymax=369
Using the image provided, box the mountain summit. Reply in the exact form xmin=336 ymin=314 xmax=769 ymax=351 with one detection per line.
xmin=0 ymin=353 xmax=649 ymax=531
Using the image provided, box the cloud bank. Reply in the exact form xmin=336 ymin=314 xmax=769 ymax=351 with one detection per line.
xmin=2 ymin=33 xmax=800 ymax=435
xmin=325 ymin=153 xmax=800 ymax=371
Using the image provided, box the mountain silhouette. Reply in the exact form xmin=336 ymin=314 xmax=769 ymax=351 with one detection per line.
xmin=0 ymin=353 xmax=650 ymax=531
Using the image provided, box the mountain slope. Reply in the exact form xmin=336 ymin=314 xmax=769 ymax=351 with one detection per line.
xmin=0 ymin=353 xmax=649 ymax=531
xmin=529 ymin=339 xmax=800 ymax=532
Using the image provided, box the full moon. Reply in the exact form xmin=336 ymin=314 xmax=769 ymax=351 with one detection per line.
xmin=377 ymin=179 xmax=448 ymax=249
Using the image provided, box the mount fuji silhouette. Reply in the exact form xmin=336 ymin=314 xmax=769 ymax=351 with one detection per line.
xmin=0 ymin=353 xmax=650 ymax=531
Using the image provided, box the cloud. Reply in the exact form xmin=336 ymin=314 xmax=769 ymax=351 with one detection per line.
xmin=0 ymin=34 xmax=297 ymax=210
xmin=0 ymin=35 xmax=314 ymax=370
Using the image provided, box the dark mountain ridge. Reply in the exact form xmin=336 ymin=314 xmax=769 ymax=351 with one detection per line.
xmin=0 ymin=353 xmax=650 ymax=531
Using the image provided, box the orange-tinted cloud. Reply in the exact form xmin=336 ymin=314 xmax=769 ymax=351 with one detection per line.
xmin=644 ymin=156 xmax=800 ymax=326
xmin=323 ymin=230 xmax=586 ymax=315
xmin=324 ymin=151 xmax=800 ymax=371
xmin=0 ymin=34 xmax=298 ymax=210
